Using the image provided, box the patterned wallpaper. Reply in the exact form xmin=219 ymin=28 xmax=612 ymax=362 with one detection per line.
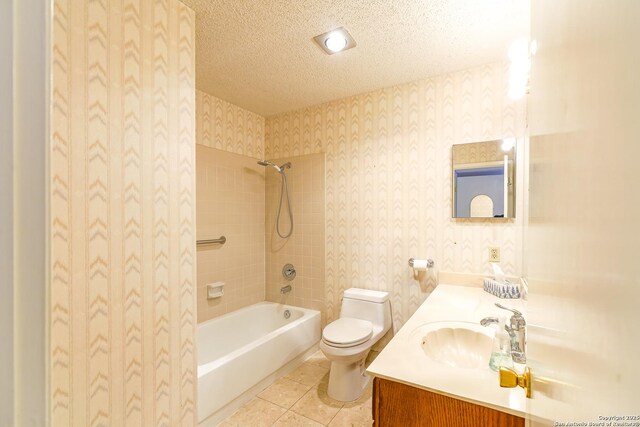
xmin=265 ymin=62 xmax=526 ymax=329
xmin=196 ymin=89 xmax=265 ymax=158
xmin=452 ymin=140 xmax=511 ymax=164
xmin=50 ymin=1 xmax=197 ymax=425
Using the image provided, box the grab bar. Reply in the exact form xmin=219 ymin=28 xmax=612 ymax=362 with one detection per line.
xmin=196 ymin=236 xmax=226 ymax=246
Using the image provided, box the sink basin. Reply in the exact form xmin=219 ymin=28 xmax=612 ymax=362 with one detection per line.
xmin=410 ymin=321 xmax=494 ymax=369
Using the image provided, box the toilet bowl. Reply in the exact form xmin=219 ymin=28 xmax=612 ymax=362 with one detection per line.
xmin=320 ymin=288 xmax=392 ymax=401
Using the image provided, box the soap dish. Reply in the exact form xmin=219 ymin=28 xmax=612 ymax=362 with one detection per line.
xmin=483 ymin=278 xmax=521 ymax=299
xmin=207 ymin=282 xmax=225 ymax=299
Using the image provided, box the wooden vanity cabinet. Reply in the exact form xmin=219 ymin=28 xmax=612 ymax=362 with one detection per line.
xmin=372 ymin=377 xmax=524 ymax=427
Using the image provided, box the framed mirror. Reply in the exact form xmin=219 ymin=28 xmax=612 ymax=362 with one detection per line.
xmin=452 ymin=139 xmax=516 ymax=218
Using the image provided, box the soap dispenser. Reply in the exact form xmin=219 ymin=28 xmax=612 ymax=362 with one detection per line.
xmin=489 ymin=316 xmax=514 ymax=372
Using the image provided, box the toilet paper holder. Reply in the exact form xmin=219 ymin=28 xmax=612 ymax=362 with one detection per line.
xmin=408 ymin=258 xmax=434 ymax=269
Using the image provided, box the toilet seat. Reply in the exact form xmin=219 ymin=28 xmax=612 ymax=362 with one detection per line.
xmin=322 ymin=317 xmax=373 ymax=348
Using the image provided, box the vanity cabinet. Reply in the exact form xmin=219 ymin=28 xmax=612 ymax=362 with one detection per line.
xmin=372 ymin=377 xmax=524 ymax=427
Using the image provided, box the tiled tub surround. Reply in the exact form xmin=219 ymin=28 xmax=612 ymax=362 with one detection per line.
xmin=219 ymin=351 xmax=374 ymax=427
xmin=265 ymin=153 xmax=326 ymax=324
xmin=197 ymin=302 xmax=320 ymax=426
xmin=196 ymin=146 xmax=266 ymax=322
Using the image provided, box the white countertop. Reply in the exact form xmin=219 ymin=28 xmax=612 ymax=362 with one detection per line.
xmin=366 ymin=284 xmax=530 ymax=419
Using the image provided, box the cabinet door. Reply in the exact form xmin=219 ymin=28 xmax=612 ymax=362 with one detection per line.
xmin=373 ymin=378 xmax=524 ymax=427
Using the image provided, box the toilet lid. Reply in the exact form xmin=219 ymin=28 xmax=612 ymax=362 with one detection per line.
xmin=322 ymin=318 xmax=373 ymax=347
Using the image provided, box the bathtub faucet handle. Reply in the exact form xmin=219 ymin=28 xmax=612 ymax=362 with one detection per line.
xmin=282 ymin=264 xmax=296 ymax=281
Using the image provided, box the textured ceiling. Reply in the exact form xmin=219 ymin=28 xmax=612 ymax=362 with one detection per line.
xmin=182 ymin=0 xmax=529 ymax=116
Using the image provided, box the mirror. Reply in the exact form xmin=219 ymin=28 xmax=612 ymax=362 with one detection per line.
xmin=452 ymin=139 xmax=516 ymax=218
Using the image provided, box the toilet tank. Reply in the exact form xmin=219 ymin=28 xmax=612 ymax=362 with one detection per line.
xmin=340 ymin=288 xmax=391 ymax=330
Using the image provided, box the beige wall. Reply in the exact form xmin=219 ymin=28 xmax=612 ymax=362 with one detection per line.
xmin=196 ymin=90 xmax=265 ymax=322
xmin=196 ymin=146 xmax=266 ymax=322
xmin=526 ymin=0 xmax=640 ymax=422
xmin=196 ymin=89 xmax=265 ymax=159
xmin=265 ymin=154 xmax=326 ymax=324
xmin=195 ymin=89 xmax=267 ymax=323
xmin=266 ymin=62 xmax=526 ymax=329
xmin=50 ymin=1 xmax=197 ymax=425
xmin=12 ymin=0 xmax=49 ymax=424
xmin=0 ymin=1 xmax=14 ymax=424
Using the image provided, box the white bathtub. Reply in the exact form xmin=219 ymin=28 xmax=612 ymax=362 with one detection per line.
xmin=197 ymin=302 xmax=321 ymax=425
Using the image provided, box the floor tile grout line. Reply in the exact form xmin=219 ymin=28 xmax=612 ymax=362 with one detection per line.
xmin=289 ymin=375 xmax=345 ymax=426
xmin=326 ymin=408 xmax=340 ymax=426
xmin=222 ymin=354 xmax=337 ymax=427
xmin=268 ymin=404 xmax=288 ymax=427
xmin=260 ymin=381 xmax=310 ymax=411
xmin=283 ymin=374 xmax=324 ymax=388
xmin=264 ymin=372 xmax=332 ymax=423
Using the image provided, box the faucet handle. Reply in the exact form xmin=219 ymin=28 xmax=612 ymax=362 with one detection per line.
xmin=494 ymin=302 xmax=521 ymax=316
xmin=495 ymin=302 xmax=526 ymax=330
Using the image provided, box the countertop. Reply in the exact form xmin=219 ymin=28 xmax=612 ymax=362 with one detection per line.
xmin=366 ymin=284 xmax=529 ymax=419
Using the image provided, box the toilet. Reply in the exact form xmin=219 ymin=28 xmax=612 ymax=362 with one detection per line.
xmin=320 ymin=288 xmax=392 ymax=401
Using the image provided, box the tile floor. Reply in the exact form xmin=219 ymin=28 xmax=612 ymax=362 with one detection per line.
xmin=218 ymin=351 xmax=373 ymax=427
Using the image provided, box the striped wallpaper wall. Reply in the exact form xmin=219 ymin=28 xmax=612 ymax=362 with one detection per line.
xmin=265 ymin=62 xmax=527 ymax=329
xmin=50 ymin=1 xmax=197 ymax=425
xmin=196 ymin=89 xmax=265 ymax=159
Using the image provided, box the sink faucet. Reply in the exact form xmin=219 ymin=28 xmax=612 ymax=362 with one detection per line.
xmin=495 ymin=303 xmax=526 ymax=364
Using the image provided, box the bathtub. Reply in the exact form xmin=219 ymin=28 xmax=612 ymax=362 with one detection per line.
xmin=197 ymin=302 xmax=321 ymax=425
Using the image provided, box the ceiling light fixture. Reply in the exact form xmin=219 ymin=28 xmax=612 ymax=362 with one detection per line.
xmin=313 ymin=27 xmax=356 ymax=55
xmin=325 ymin=32 xmax=347 ymax=53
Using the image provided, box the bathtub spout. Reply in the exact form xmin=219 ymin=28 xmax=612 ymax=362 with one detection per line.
xmin=280 ymin=285 xmax=292 ymax=294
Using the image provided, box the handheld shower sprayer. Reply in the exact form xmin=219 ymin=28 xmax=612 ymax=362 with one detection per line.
xmin=257 ymin=160 xmax=282 ymax=173
xmin=257 ymin=160 xmax=294 ymax=238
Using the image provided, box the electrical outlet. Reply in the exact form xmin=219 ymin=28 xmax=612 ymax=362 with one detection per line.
xmin=489 ymin=247 xmax=500 ymax=262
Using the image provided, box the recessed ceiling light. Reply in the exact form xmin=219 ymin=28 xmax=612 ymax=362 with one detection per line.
xmin=325 ymin=32 xmax=347 ymax=53
xmin=313 ymin=27 xmax=356 ymax=55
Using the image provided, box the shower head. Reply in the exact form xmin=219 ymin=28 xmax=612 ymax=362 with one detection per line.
xmin=257 ymin=160 xmax=282 ymax=173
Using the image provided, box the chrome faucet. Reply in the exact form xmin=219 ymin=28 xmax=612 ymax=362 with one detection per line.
xmin=280 ymin=285 xmax=292 ymax=294
xmin=495 ymin=303 xmax=526 ymax=364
